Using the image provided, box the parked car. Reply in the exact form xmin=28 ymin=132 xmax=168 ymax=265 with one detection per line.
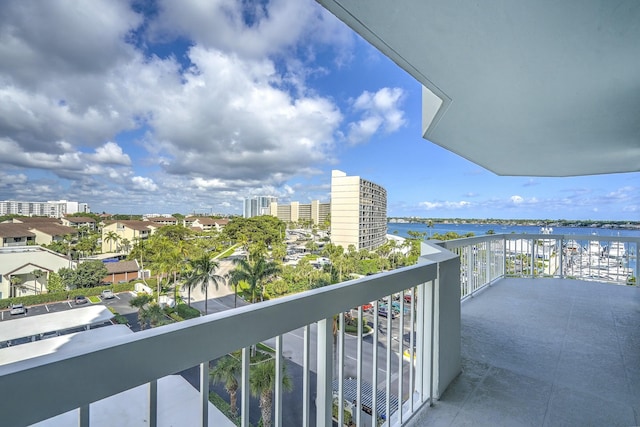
xmin=74 ymin=295 xmax=88 ymax=305
xmin=101 ymin=289 xmax=115 ymax=300
xmin=9 ymin=303 xmax=26 ymax=315
xmin=378 ymin=304 xmax=396 ymax=318
xmin=361 ymin=302 xmax=373 ymax=312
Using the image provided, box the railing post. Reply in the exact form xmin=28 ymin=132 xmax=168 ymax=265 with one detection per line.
xmin=316 ymin=318 xmax=333 ymax=427
xmin=148 ymin=379 xmax=157 ymax=427
xmin=79 ymin=404 xmax=89 ymax=427
xmin=200 ymin=361 xmax=209 ymax=427
xmin=275 ymin=335 xmax=283 ymax=427
xmin=241 ymin=347 xmax=250 ymax=427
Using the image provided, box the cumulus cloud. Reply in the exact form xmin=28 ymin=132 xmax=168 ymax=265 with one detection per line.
xmin=90 ymin=142 xmax=131 ymax=166
xmin=131 ymin=176 xmax=158 ymax=192
xmin=347 ymin=87 xmax=406 ymax=144
xmin=510 ymin=195 xmax=524 ymax=204
xmin=150 ymin=0 xmax=351 ymax=60
xmin=419 ymin=201 xmax=472 ymax=210
xmin=149 ymin=45 xmax=342 ymax=184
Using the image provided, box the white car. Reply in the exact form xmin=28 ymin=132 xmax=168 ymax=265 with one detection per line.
xmin=101 ymin=290 xmax=115 ymax=300
xmin=10 ymin=304 xmax=26 ymax=315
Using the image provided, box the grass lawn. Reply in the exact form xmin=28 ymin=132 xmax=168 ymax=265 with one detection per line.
xmin=88 ymin=296 xmax=101 ymax=303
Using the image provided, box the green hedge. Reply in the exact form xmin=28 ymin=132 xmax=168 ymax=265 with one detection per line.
xmin=0 ymin=282 xmax=135 ymax=309
xmin=176 ymin=304 xmax=201 ymax=319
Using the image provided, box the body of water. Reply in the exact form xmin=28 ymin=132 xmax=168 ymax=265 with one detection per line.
xmin=387 ymin=222 xmax=639 ymax=272
xmin=387 ymin=222 xmax=640 ymax=239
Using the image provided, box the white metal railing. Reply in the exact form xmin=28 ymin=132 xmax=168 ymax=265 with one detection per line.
xmin=0 ymin=261 xmax=440 ymax=427
xmin=443 ymin=233 xmax=639 ymax=298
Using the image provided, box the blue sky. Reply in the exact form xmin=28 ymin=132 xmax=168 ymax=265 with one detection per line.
xmin=0 ymin=0 xmax=638 ymax=221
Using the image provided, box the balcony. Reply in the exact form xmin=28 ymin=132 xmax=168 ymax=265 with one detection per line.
xmin=0 ymin=233 xmax=638 ymax=426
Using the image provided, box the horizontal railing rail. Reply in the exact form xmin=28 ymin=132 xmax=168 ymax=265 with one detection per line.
xmin=0 ymin=261 xmax=438 ymax=427
xmin=443 ymin=233 xmax=639 ymax=296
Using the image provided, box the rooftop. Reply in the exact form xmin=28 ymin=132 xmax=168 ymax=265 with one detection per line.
xmin=408 ymin=277 xmax=640 ymax=426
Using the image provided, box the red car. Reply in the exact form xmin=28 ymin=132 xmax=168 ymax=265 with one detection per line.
xmin=361 ymin=303 xmax=373 ymax=312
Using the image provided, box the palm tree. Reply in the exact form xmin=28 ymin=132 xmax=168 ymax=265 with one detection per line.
xmin=210 ymin=353 xmax=241 ymax=417
xmin=104 ymin=230 xmax=120 ymax=253
xmin=120 ymin=238 xmax=131 ymax=254
xmin=31 ymin=269 xmax=44 ymax=294
xmin=227 ymin=256 xmax=280 ymax=304
xmin=250 ymin=358 xmax=292 ymax=427
xmin=10 ymin=276 xmax=24 ymax=298
xmin=183 ymin=254 xmax=225 ymax=314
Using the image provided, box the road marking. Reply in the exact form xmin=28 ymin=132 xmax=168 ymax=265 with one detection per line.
xmin=45 ymin=305 xmax=50 ymax=312
xmin=115 ymin=294 xmax=121 ymax=300
xmin=67 ymin=301 xmax=72 ymax=308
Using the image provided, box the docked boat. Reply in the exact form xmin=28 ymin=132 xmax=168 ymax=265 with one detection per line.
xmin=607 ymin=241 xmax=626 ymax=259
xmin=564 ymin=239 xmax=580 ymax=254
xmin=586 ymin=240 xmax=603 ymax=257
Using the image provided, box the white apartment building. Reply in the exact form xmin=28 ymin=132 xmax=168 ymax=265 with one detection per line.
xmin=330 ymin=170 xmax=387 ymax=251
xmin=269 ymin=200 xmax=330 ymax=225
xmin=243 ymin=196 xmax=277 ymax=218
xmin=0 ymin=200 xmax=90 ymax=218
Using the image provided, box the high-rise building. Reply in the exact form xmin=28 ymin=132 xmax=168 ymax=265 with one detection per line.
xmin=0 ymin=199 xmax=90 ymax=218
xmin=330 ymin=170 xmax=387 ymax=251
xmin=243 ymin=196 xmax=277 ymax=218
xmin=269 ymin=200 xmax=330 ymax=225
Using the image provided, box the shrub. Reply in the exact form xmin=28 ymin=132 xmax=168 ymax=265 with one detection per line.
xmin=113 ymin=315 xmax=129 ymax=325
xmin=0 ymin=282 xmax=135 ymax=309
xmin=176 ymin=304 xmax=201 ymax=319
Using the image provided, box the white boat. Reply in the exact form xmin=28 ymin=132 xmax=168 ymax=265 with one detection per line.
xmin=586 ymin=240 xmax=603 ymax=257
xmin=607 ymin=241 xmax=626 ymax=258
xmin=564 ymin=239 xmax=580 ymax=254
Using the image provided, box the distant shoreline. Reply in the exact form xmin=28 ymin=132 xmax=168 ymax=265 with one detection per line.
xmin=388 ymin=218 xmax=640 ymax=230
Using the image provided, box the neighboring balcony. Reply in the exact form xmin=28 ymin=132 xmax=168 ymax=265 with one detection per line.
xmin=0 ymin=233 xmax=637 ymax=426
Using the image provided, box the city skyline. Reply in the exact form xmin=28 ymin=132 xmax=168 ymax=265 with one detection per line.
xmin=0 ymin=1 xmax=638 ymax=221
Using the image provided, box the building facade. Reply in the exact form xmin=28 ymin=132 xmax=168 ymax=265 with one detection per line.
xmin=269 ymin=200 xmax=330 ymax=225
xmin=330 ymin=170 xmax=387 ymax=251
xmin=0 ymin=200 xmax=90 ymax=218
xmin=243 ymin=196 xmax=277 ymax=218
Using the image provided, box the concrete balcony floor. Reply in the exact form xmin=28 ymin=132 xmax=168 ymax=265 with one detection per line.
xmin=408 ymin=278 xmax=640 ymax=426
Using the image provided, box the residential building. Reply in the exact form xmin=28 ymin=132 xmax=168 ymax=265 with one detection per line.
xmin=103 ymin=260 xmax=141 ymax=284
xmin=330 ymin=170 xmax=387 ymax=251
xmin=184 ymin=217 xmax=229 ymax=232
xmin=101 ymin=220 xmax=158 ymax=253
xmin=0 ymin=246 xmax=75 ymax=298
xmin=144 ymin=216 xmax=179 ymax=226
xmin=0 ymin=222 xmax=77 ymax=247
xmin=61 ymin=216 xmax=97 ymax=231
xmin=243 ymin=196 xmax=277 ymax=218
xmin=0 ymin=200 xmax=90 ymax=218
xmin=0 ymin=223 xmax=36 ymax=247
xmin=28 ymin=224 xmax=79 ymax=246
xmin=269 ymin=200 xmax=330 ymax=225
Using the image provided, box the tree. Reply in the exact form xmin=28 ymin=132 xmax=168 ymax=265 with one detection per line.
xmin=120 ymin=238 xmax=131 ymax=254
xmin=31 ymin=269 xmax=44 ymax=294
xmin=210 ymin=354 xmax=242 ymax=417
xmin=10 ymin=276 xmax=24 ymax=298
xmin=104 ymin=231 xmax=120 ymax=253
xmin=249 ymin=358 xmax=292 ymax=427
xmin=59 ymin=260 xmax=108 ymax=288
xmin=183 ymin=254 xmax=225 ymax=314
xmin=227 ymin=256 xmax=280 ymax=303
xmin=46 ymin=271 xmax=65 ymax=293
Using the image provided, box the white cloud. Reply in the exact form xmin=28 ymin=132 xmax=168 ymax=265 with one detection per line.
xmin=347 ymin=87 xmax=406 ymax=144
xmin=90 ymin=142 xmax=131 ymax=166
xmin=419 ymin=201 xmax=471 ymax=210
xmin=510 ymin=195 xmax=524 ymax=204
xmin=131 ymin=176 xmax=158 ymax=192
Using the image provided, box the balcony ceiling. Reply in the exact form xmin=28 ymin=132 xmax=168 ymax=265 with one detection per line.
xmin=318 ymin=0 xmax=640 ymax=176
